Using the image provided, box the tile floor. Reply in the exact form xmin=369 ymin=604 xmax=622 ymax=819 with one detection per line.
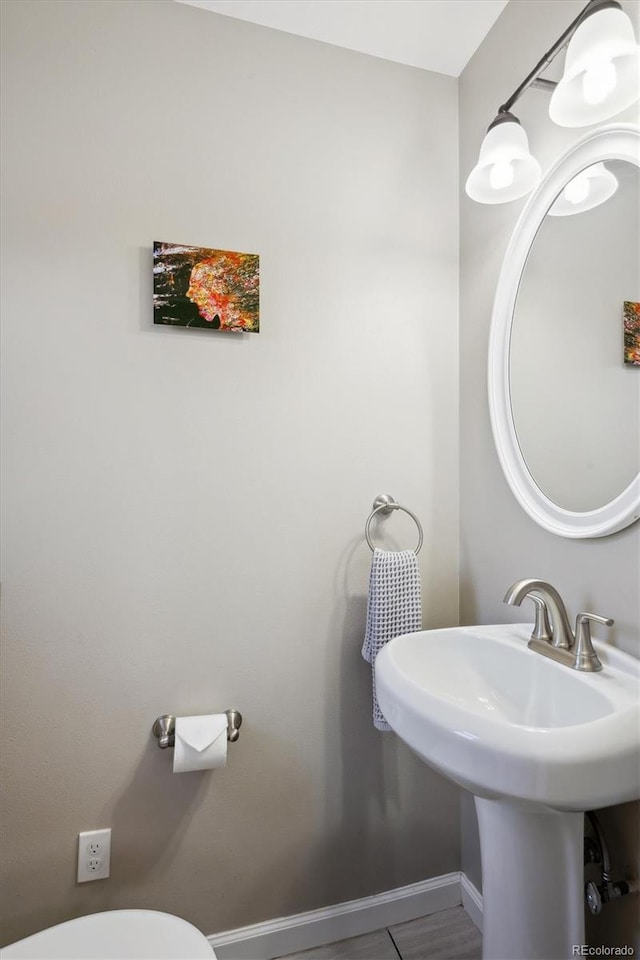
xmin=277 ymin=906 xmax=482 ymax=960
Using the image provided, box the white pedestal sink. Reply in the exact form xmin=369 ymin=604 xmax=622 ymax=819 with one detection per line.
xmin=375 ymin=624 xmax=640 ymax=960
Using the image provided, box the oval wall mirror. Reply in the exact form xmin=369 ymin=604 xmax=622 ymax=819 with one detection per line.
xmin=488 ymin=124 xmax=640 ymax=538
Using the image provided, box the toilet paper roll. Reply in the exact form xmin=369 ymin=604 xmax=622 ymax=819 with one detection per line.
xmin=173 ymin=714 xmax=228 ymax=773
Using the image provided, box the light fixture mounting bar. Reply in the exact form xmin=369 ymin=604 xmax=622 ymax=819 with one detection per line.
xmin=498 ymin=0 xmax=621 ymax=115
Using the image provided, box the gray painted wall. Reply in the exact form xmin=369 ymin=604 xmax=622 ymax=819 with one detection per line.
xmin=459 ymin=0 xmax=640 ymax=950
xmin=0 ymin=0 xmax=460 ymax=946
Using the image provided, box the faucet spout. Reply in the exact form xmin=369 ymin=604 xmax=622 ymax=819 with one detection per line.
xmin=503 ymin=578 xmax=574 ymax=650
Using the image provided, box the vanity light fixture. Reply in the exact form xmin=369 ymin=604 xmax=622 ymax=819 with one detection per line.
xmin=547 ymin=161 xmax=619 ymax=215
xmin=465 ymin=112 xmax=542 ymax=203
xmin=550 ymin=2 xmax=640 ymax=127
xmin=466 ymin=0 xmax=640 ymax=205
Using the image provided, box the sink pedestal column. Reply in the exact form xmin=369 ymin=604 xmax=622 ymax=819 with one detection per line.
xmin=475 ymin=798 xmax=584 ymax=960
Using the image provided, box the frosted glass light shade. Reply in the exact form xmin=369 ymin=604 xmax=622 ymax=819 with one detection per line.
xmin=466 ymin=118 xmax=542 ymax=204
xmin=548 ymin=162 xmax=619 ymax=215
xmin=549 ymin=7 xmax=640 ymax=127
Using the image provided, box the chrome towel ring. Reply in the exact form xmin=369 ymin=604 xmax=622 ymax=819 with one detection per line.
xmin=365 ymin=494 xmax=424 ymax=555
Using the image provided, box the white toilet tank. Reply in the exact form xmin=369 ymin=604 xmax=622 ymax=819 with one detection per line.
xmin=0 ymin=910 xmax=216 ymax=959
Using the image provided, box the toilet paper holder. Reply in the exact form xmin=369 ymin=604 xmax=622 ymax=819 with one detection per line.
xmin=152 ymin=709 xmax=243 ymax=749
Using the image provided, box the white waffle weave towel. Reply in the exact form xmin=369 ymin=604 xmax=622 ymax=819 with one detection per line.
xmin=362 ymin=548 xmax=422 ymax=730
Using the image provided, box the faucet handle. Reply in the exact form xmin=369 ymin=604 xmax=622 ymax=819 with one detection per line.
xmin=573 ymin=613 xmax=613 ymax=673
xmin=529 ymin=595 xmax=552 ymax=644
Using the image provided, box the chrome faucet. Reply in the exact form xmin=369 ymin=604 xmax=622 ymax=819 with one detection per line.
xmin=504 ymin=579 xmax=574 ymax=649
xmin=503 ymin=579 xmax=613 ymax=672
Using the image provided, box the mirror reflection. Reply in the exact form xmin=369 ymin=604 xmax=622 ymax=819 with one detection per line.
xmin=510 ymin=158 xmax=640 ymax=512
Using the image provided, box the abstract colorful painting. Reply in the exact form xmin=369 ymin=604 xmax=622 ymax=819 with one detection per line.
xmin=624 ymin=300 xmax=640 ymax=365
xmin=153 ymin=242 xmax=259 ymax=333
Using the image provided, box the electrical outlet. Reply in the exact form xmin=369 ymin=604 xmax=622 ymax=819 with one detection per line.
xmin=77 ymin=829 xmax=111 ymax=883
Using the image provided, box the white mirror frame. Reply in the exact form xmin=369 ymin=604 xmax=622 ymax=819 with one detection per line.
xmin=488 ymin=123 xmax=640 ymax=539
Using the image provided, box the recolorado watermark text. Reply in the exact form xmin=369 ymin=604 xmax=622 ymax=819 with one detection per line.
xmin=572 ymin=947 xmax=635 ymax=957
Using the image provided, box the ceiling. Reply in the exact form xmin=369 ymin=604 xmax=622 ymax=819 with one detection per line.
xmin=175 ymin=0 xmax=509 ymax=77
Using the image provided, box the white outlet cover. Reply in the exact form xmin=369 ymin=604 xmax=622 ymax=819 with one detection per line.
xmin=77 ymin=829 xmax=111 ymax=883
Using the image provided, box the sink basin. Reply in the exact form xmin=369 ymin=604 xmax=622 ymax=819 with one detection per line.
xmin=376 ymin=623 xmax=640 ymax=960
xmin=375 ymin=622 xmax=640 ymax=810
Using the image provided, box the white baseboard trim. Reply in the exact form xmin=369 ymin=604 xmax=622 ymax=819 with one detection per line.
xmin=208 ymin=871 xmax=483 ymax=960
xmin=460 ymin=874 xmax=483 ymax=933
